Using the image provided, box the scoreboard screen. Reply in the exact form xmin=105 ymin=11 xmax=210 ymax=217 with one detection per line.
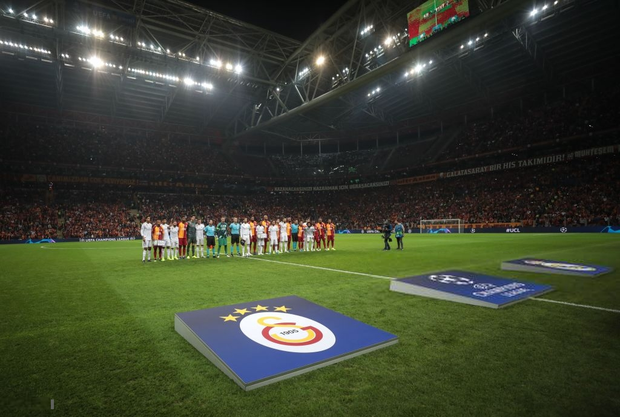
xmin=407 ymin=0 xmax=470 ymax=47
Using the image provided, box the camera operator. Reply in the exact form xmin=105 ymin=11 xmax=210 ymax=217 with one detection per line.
xmin=381 ymin=219 xmax=392 ymax=251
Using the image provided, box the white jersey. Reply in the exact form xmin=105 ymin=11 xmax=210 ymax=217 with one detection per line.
xmin=256 ymin=225 xmax=265 ymax=240
xmin=196 ymin=224 xmax=205 ymax=239
xmin=170 ymin=226 xmax=179 ymax=240
xmin=240 ymin=222 xmax=251 ymax=238
xmin=306 ymin=225 xmax=315 ymax=239
xmin=141 ymin=222 xmax=152 ymax=240
xmin=268 ymin=225 xmax=279 ymax=239
xmin=162 ymin=224 xmax=170 ymax=240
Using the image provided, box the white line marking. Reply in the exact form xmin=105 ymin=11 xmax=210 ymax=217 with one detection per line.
xmin=248 ymin=256 xmax=395 ymax=280
xmin=248 ymin=257 xmax=620 ymax=313
xmin=40 ymin=245 xmax=137 ymax=250
xmin=530 ymin=298 xmax=620 ymax=314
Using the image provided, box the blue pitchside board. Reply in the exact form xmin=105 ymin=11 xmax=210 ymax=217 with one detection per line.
xmin=501 ymin=258 xmax=612 ymax=277
xmin=175 ymin=295 xmax=398 ymax=390
xmin=390 ymin=270 xmax=553 ymax=308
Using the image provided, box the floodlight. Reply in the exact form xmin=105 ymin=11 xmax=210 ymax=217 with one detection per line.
xmin=89 ymin=56 xmax=103 ymax=68
xmin=184 ymin=77 xmax=194 ymax=86
xmin=316 ymin=55 xmax=326 ymax=66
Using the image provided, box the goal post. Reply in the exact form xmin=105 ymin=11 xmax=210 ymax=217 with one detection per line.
xmin=419 ymin=219 xmax=463 ymax=234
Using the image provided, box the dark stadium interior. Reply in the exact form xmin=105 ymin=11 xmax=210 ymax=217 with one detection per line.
xmin=1 ymin=0 xmax=619 ymax=240
xmin=2 ymin=0 xmax=620 ymax=415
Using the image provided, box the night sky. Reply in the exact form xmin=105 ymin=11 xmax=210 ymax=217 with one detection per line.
xmin=192 ymin=0 xmax=351 ymax=41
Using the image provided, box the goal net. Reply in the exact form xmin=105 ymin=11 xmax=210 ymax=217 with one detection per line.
xmin=419 ymin=219 xmax=463 ymax=234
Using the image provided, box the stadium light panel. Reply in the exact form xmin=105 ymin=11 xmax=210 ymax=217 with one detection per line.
xmin=530 ymin=9 xmax=538 ymax=16
xmin=89 ymin=56 xmax=103 ymax=68
xmin=460 ymin=45 xmax=464 ymax=49
xmin=543 ymin=4 xmax=548 ymax=10
xmin=467 ymin=40 xmax=473 ymax=45
xmin=8 ymin=8 xmax=13 ymax=14
xmin=384 ymin=37 xmax=392 ymax=46
xmin=234 ymin=64 xmax=242 ymax=74
xmin=184 ymin=77 xmax=194 ymax=86
xmin=23 ymin=12 xmax=28 ymax=17
xmin=225 ymin=63 xmax=233 ymax=71
xmin=316 ymin=55 xmax=325 ymax=66
xmin=484 ymin=33 xmax=488 ymax=37
xmin=554 ymin=1 xmax=558 ymax=4
xmin=32 ymin=14 xmax=36 ymax=20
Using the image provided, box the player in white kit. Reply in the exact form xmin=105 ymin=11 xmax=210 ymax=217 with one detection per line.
xmin=279 ymin=219 xmax=288 ymax=253
xmin=141 ymin=216 xmax=153 ymax=262
xmin=305 ymin=220 xmax=315 ymax=252
xmin=240 ymin=218 xmax=251 ymax=257
xmin=268 ymin=221 xmax=279 ymax=254
xmin=196 ymin=219 xmax=205 ymax=258
xmin=255 ymin=224 xmax=265 ymax=255
xmin=162 ymin=219 xmax=172 ymax=260
xmin=169 ymin=221 xmax=179 ymax=260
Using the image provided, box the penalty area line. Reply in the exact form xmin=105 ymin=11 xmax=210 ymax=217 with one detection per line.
xmin=248 ymin=257 xmax=620 ymax=314
xmin=530 ymin=298 xmax=620 ymax=314
xmin=247 ymin=256 xmax=394 ymax=280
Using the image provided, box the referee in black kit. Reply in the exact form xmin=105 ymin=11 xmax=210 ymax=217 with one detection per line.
xmin=381 ymin=219 xmax=392 ymax=251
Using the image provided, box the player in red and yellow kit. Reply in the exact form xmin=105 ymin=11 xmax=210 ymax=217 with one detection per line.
xmin=250 ymin=217 xmax=257 ymax=255
xmin=261 ymin=215 xmax=270 ymax=252
xmin=152 ymin=219 xmax=165 ymax=261
xmin=314 ymin=220 xmax=323 ymax=251
xmin=298 ymin=221 xmax=305 ymax=251
xmin=178 ymin=217 xmax=187 ymax=259
xmin=318 ymin=218 xmax=327 ymax=250
xmin=326 ymin=219 xmax=336 ymax=250
xmin=286 ymin=217 xmax=292 ymax=252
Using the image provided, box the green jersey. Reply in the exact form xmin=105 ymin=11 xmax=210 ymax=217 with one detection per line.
xmin=187 ymin=221 xmax=197 ymax=238
xmin=216 ymin=222 xmax=228 ymax=238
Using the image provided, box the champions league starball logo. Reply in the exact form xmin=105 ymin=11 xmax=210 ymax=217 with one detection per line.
xmin=428 ymin=274 xmax=474 ymax=285
xmin=524 ymin=260 xmax=596 ymax=272
xmin=220 ymin=305 xmax=336 ymax=353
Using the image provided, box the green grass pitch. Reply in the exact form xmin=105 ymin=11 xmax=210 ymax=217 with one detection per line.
xmin=1 ymin=234 xmax=619 ymax=416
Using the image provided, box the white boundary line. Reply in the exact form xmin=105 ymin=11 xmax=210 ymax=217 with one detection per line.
xmin=530 ymin=298 xmax=620 ymax=313
xmin=248 ymin=257 xmax=394 ymax=280
xmin=248 ymin=256 xmax=620 ymax=314
xmin=40 ymin=245 xmax=138 ymax=250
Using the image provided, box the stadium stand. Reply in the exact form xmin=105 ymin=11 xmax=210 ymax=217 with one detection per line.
xmin=2 ymin=151 xmax=618 ymax=240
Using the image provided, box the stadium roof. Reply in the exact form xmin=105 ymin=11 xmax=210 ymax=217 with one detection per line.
xmin=0 ymin=0 xmax=618 ymax=143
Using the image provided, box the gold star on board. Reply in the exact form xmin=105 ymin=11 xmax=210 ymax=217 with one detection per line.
xmin=220 ymin=314 xmax=239 ymax=322
xmin=251 ymin=304 xmax=269 ymax=312
xmin=234 ymin=308 xmax=250 ymax=315
xmin=274 ymin=305 xmax=291 ymax=312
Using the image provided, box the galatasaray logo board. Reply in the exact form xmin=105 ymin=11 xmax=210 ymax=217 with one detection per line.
xmin=501 ymin=258 xmax=612 ymax=277
xmin=175 ymin=296 xmax=398 ymax=390
xmin=390 ymin=270 xmax=553 ymax=308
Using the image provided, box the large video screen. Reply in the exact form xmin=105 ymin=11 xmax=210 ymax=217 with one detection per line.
xmin=407 ymin=0 xmax=470 ymax=47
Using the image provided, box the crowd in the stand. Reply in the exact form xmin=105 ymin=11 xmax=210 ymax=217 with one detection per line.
xmin=443 ymin=88 xmax=620 ymax=160
xmin=3 ymin=124 xmax=235 ymax=175
xmin=3 ymin=88 xmax=618 ymax=186
xmin=1 ymin=154 xmax=618 ymax=240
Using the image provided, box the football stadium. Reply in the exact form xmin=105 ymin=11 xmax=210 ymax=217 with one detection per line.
xmin=1 ymin=0 xmax=619 ymax=415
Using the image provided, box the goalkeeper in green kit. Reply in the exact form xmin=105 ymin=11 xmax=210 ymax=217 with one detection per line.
xmin=216 ymin=216 xmax=229 ymax=258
